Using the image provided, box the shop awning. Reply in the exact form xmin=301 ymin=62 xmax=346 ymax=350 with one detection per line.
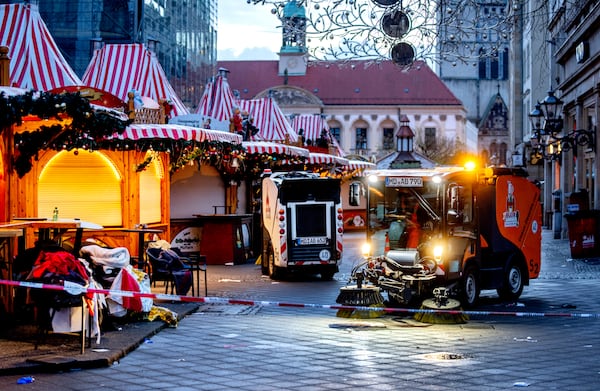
xmin=242 ymin=141 xmax=309 ymax=157
xmin=345 ymin=160 xmax=376 ymax=171
xmin=0 ymin=4 xmax=82 ymax=90
xmin=82 ymin=43 xmax=189 ymax=117
xmin=307 ymin=152 xmax=349 ymax=166
xmin=114 ymin=124 xmax=242 ymax=143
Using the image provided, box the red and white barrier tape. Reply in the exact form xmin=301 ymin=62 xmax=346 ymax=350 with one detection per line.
xmin=2 ymin=279 xmax=600 ymax=319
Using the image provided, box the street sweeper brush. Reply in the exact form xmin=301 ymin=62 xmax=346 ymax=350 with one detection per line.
xmin=413 ymin=287 xmax=469 ymax=324
xmin=335 ymin=285 xmax=385 ymax=318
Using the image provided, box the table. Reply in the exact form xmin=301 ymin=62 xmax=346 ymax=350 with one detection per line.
xmin=0 ymin=228 xmax=23 ymax=314
xmin=2 ymin=218 xmax=103 ymax=255
xmin=23 ymin=219 xmax=103 ymax=254
xmin=122 ymin=228 xmax=164 ymax=269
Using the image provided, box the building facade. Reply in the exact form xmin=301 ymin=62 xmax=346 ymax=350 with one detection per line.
xmin=0 ymin=0 xmax=217 ymax=109
xmin=437 ymin=0 xmax=512 ymax=166
xmin=544 ymin=0 xmax=599 ymax=237
xmin=218 ymin=1 xmax=473 ymax=163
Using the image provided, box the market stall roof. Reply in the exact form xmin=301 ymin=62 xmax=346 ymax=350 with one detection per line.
xmin=291 ymin=114 xmax=345 ymax=156
xmin=82 ymin=43 xmax=189 ymax=117
xmin=345 ymin=160 xmax=376 ymax=171
xmin=344 ymin=159 xmax=376 ymax=175
xmin=114 ymin=124 xmax=242 ymax=144
xmin=238 ymin=97 xmax=297 ymax=142
xmin=196 ymin=74 xmax=236 ymax=122
xmin=196 ymin=74 xmax=298 ymax=142
xmin=242 ymin=141 xmax=309 ymax=157
xmin=0 ymin=3 xmax=82 ymax=90
xmin=307 ymin=152 xmax=349 ymax=166
xmin=291 ymin=114 xmax=327 ymax=141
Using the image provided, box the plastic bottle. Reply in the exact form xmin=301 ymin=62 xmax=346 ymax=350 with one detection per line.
xmin=52 ymin=207 xmax=59 ymax=221
xmin=17 ymin=376 xmax=35 ymax=384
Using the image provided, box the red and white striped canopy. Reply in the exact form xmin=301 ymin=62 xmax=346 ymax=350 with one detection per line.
xmin=238 ymin=97 xmax=297 ymax=142
xmin=291 ymin=114 xmax=345 ymax=156
xmin=113 ymin=124 xmax=242 ymax=144
xmin=195 ymin=75 xmax=298 ymax=142
xmin=291 ymin=114 xmax=328 ymax=141
xmin=82 ymin=44 xmax=189 ymax=117
xmin=0 ymin=4 xmax=82 ymax=90
xmin=196 ymin=75 xmax=236 ymax=122
xmin=242 ymin=141 xmax=309 ymax=157
xmin=345 ymin=160 xmax=376 ymax=172
xmin=307 ymin=153 xmax=349 ymax=166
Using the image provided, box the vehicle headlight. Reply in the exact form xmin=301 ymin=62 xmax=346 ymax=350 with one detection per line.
xmin=433 ymin=245 xmax=443 ymax=262
xmin=361 ymin=242 xmax=371 ymax=257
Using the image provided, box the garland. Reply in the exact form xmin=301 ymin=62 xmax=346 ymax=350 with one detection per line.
xmin=2 ymin=90 xmax=314 ymax=180
xmin=2 ymin=90 xmax=130 ymax=177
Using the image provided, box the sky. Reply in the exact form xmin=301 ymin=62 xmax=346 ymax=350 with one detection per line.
xmin=217 ymin=1 xmax=282 ymax=61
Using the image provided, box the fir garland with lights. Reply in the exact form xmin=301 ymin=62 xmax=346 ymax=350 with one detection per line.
xmin=2 ymin=90 xmax=314 ymax=180
xmin=3 ymin=90 xmax=130 ymax=177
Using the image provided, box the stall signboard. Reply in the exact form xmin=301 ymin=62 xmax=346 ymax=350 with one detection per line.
xmin=171 ymin=227 xmax=202 ymax=253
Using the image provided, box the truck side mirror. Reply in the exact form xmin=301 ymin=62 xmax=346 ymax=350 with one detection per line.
xmin=447 ymin=184 xmax=464 ymax=225
xmin=349 ymin=181 xmax=362 ymax=206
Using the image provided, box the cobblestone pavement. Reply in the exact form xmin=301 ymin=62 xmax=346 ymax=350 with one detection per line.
xmin=1 ymin=229 xmax=600 ymax=390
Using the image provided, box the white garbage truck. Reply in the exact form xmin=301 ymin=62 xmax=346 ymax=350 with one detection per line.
xmin=260 ymin=171 xmax=343 ymax=280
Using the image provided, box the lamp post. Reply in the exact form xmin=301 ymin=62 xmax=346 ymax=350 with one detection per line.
xmin=528 ymin=90 xmax=596 ymax=239
xmin=528 ymin=90 xmax=595 ymax=162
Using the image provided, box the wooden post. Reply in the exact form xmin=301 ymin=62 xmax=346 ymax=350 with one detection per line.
xmin=127 ymin=91 xmax=136 ymax=121
xmin=0 ymin=46 xmax=10 ymax=86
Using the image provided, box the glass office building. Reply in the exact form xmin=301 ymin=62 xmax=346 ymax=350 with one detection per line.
xmin=2 ymin=0 xmax=217 ymax=110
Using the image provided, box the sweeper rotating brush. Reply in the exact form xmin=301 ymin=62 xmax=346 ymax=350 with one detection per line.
xmin=413 ymin=288 xmax=469 ymax=324
xmin=335 ymin=285 xmax=385 ymax=318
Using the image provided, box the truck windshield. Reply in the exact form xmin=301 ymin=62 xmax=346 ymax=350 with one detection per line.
xmin=279 ymin=179 xmax=341 ymax=204
xmin=368 ymin=177 xmax=442 ymax=253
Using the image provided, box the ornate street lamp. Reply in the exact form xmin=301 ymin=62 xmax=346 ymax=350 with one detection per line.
xmin=528 ymin=90 xmax=595 ymax=162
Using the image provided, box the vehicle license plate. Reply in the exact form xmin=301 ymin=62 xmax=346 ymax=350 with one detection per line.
xmin=385 ymin=177 xmax=423 ymax=187
xmin=299 ymin=237 xmax=327 ymax=245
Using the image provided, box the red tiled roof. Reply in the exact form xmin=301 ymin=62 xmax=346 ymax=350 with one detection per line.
xmin=217 ymin=60 xmax=462 ymax=106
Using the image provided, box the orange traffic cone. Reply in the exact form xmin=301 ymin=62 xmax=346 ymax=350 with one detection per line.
xmin=384 ymin=232 xmax=390 ymax=253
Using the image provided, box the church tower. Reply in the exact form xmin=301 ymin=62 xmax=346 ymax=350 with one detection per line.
xmin=278 ymin=1 xmax=308 ymax=76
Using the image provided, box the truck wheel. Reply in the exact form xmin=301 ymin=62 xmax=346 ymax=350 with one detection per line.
xmin=321 ymin=270 xmax=335 ymax=281
xmin=461 ymin=266 xmax=480 ymax=308
xmin=497 ymin=260 xmax=524 ymax=302
xmin=268 ymin=246 xmax=282 ymax=280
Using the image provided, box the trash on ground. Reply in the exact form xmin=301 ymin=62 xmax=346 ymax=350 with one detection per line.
xmin=513 ymin=336 xmax=537 ymax=342
xmin=17 ymin=376 xmax=35 ymax=384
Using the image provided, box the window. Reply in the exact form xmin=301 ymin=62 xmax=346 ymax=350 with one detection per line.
xmin=383 ymin=128 xmax=394 ymax=150
xmin=355 ymin=128 xmax=367 ymax=150
xmin=479 ymin=47 xmax=509 ymax=80
xmin=329 ymin=127 xmax=341 ymax=144
xmin=424 ymin=127 xmax=436 ymax=149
